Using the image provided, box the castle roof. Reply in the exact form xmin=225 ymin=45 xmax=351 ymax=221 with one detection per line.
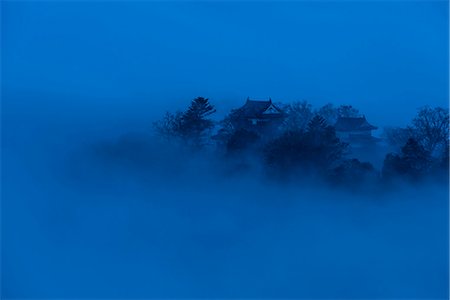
xmin=335 ymin=116 xmax=377 ymax=131
xmin=234 ymin=98 xmax=283 ymax=118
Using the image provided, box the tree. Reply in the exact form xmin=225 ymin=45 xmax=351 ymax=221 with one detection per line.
xmin=264 ymin=116 xmax=347 ymax=176
xmin=304 ymin=115 xmax=348 ymax=167
xmin=316 ymin=103 xmax=338 ymax=125
xmin=382 ymin=138 xmax=431 ymax=181
xmin=264 ymin=130 xmax=307 ymax=175
xmin=401 ymin=138 xmax=431 ymax=172
xmin=337 ymin=105 xmax=359 ymax=117
xmin=306 ymin=115 xmax=328 ymax=134
xmin=153 ymin=111 xmax=183 ymax=141
xmin=153 ymin=97 xmax=216 ymax=147
xmin=282 ymin=101 xmax=314 ymax=131
xmin=433 ymin=140 xmax=449 ymax=180
xmin=439 ymin=140 xmax=449 ymax=170
xmin=383 ymin=106 xmax=449 ymax=156
xmin=218 ymin=113 xmax=236 ymax=136
xmin=382 ymin=153 xmax=404 ymax=180
xmin=329 ymin=159 xmax=378 ymax=186
xmin=226 ymin=129 xmax=260 ymax=154
xmin=383 ymin=126 xmax=415 ymax=150
xmin=180 ymin=96 xmax=215 ymax=133
xmin=411 ymin=106 xmax=449 ymax=155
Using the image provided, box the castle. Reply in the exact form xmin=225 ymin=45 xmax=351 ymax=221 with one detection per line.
xmin=335 ymin=115 xmax=379 ymax=147
xmin=229 ymin=98 xmax=285 ymax=134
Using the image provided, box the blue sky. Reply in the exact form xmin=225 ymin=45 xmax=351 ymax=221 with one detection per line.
xmin=3 ymin=1 xmax=449 ymax=127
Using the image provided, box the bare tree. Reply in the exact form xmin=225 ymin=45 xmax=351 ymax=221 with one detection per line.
xmin=412 ymin=106 xmax=449 ymax=155
xmin=383 ymin=126 xmax=415 ymax=149
xmin=316 ymin=103 xmax=338 ymax=125
xmin=153 ymin=111 xmax=183 ymax=141
xmin=282 ymin=100 xmax=314 ymax=131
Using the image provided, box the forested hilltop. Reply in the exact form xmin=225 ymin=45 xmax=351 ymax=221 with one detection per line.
xmin=150 ymin=97 xmax=449 ymax=188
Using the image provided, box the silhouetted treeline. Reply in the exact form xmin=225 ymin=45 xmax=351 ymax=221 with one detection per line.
xmin=264 ymin=116 xmax=347 ymax=177
xmin=153 ymin=97 xmax=449 ymax=187
xmin=153 ymin=97 xmax=216 ymax=148
xmin=382 ymin=106 xmax=449 ymax=184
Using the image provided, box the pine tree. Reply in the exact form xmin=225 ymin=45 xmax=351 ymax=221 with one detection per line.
xmin=401 ymin=138 xmax=430 ymax=176
xmin=179 ymin=97 xmax=216 ymax=146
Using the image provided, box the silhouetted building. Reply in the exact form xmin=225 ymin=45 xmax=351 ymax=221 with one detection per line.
xmin=230 ymin=98 xmax=285 ymax=134
xmin=335 ymin=116 xmax=379 ymax=147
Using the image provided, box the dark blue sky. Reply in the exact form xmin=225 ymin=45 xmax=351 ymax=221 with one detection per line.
xmin=3 ymin=1 xmax=448 ymax=127
xmin=2 ymin=2 xmax=449 ymax=298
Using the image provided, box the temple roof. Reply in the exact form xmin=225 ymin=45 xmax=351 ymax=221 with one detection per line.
xmin=233 ymin=98 xmax=283 ymax=118
xmin=335 ymin=116 xmax=377 ymax=131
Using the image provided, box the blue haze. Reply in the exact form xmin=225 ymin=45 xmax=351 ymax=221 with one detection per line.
xmin=2 ymin=1 xmax=449 ymax=298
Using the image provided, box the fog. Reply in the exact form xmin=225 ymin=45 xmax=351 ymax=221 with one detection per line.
xmin=3 ymin=1 xmax=448 ymax=126
xmin=2 ymin=1 xmax=449 ymax=299
xmin=3 ymin=96 xmax=449 ymax=298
